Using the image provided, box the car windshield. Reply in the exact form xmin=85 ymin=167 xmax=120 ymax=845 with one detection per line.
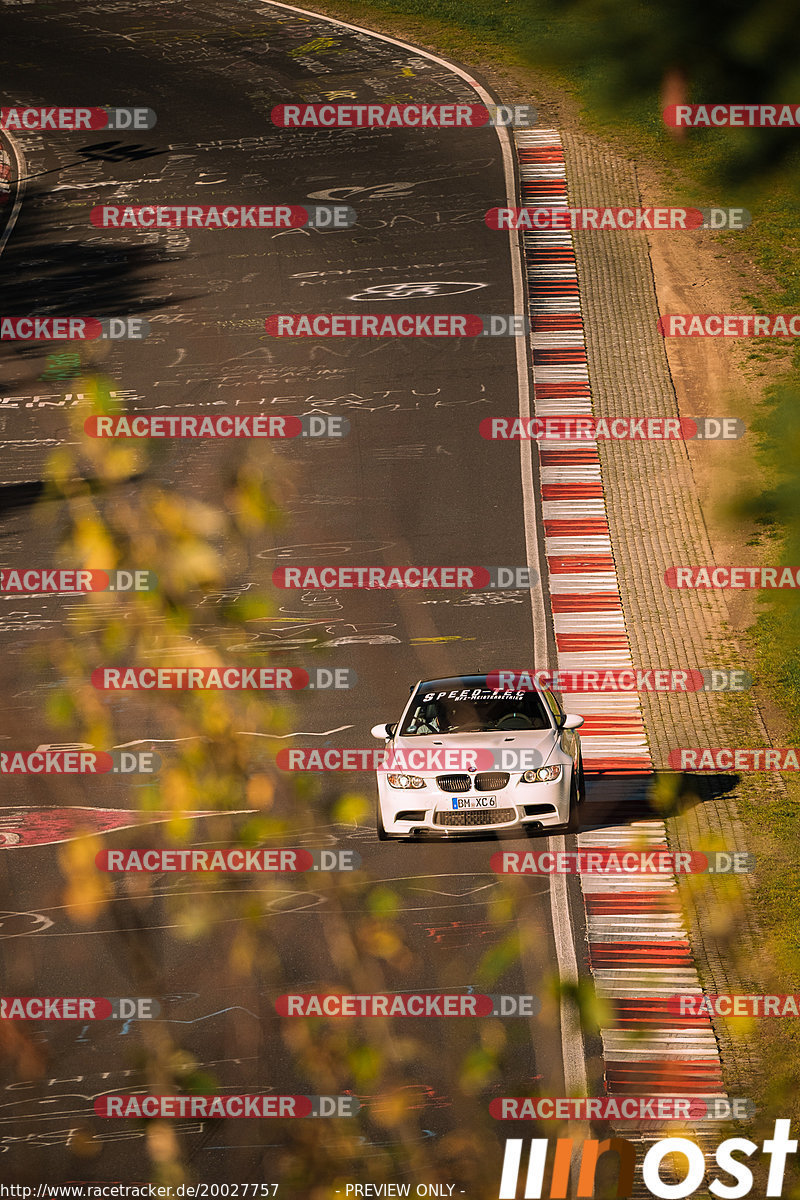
xmin=400 ymin=688 xmax=551 ymax=735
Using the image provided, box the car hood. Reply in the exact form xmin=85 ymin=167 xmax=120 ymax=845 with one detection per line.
xmin=388 ymin=729 xmax=558 ymax=773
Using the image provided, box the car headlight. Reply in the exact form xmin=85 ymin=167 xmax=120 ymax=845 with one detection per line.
xmin=387 ymin=773 xmax=426 ymax=789
xmin=521 ymin=765 xmax=563 ymax=783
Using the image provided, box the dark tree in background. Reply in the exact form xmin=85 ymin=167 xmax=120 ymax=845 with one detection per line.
xmin=522 ymin=0 xmax=800 ymax=183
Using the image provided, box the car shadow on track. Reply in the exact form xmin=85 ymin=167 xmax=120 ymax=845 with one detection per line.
xmin=578 ymin=770 xmax=740 ymax=831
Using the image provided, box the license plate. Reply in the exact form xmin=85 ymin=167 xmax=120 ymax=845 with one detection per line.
xmin=450 ymin=795 xmax=497 ymax=810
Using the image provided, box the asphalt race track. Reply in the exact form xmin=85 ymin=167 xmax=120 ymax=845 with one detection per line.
xmin=0 ymin=0 xmax=602 ymax=1189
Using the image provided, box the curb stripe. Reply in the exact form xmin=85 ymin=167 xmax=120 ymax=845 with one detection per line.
xmin=515 ymin=127 xmax=726 ymax=1125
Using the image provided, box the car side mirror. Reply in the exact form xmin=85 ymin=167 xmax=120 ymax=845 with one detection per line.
xmin=561 ymin=714 xmax=584 ymax=730
xmin=370 ymin=723 xmax=396 ymax=739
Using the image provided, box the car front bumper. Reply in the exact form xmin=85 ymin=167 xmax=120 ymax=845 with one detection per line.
xmin=376 ymin=770 xmax=572 ymax=837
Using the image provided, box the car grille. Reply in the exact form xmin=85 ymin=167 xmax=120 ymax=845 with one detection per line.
xmin=436 ymin=772 xmax=510 ymax=793
xmin=437 ymin=774 xmax=470 ymax=792
xmin=475 ymin=772 xmax=510 ymax=791
xmin=435 ymin=808 xmax=516 ymax=827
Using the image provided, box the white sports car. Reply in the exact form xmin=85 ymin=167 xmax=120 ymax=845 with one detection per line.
xmin=370 ymin=674 xmax=585 ymax=840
